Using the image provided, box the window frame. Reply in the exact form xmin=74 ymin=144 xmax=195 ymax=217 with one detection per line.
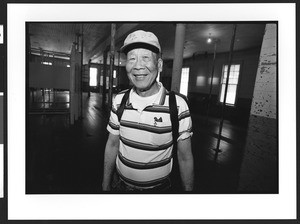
xmin=218 ymin=63 xmax=242 ymax=107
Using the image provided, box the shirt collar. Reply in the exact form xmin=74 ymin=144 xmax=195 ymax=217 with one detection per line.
xmin=127 ymin=82 xmax=167 ymax=107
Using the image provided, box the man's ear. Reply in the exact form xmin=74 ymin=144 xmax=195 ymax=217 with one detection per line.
xmin=158 ymin=58 xmax=163 ymax=72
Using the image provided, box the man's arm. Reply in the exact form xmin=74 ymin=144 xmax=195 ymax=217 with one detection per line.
xmin=177 ymin=137 xmax=194 ymax=191
xmin=102 ymin=133 xmax=120 ymax=191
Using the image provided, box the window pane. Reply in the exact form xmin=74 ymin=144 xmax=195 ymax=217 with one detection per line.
xmin=180 ymin=67 xmax=190 ymax=96
xmin=219 ymin=84 xmax=226 ymax=102
xmin=89 ymin=68 xmax=97 ymax=87
xmin=100 ymin=76 xmax=103 ymax=86
xmin=226 ymin=85 xmax=237 ymax=104
xmin=224 ymin=65 xmax=228 ymax=72
xmin=220 ymin=85 xmax=237 ymax=105
xmin=219 ymin=64 xmax=240 ymax=106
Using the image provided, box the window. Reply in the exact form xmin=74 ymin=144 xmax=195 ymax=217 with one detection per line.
xmin=89 ymin=67 xmax=97 ymax=87
xmin=180 ymin=67 xmax=190 ymax=96
xmin=219 ymin=64 xmax=240 ymax=106
xmin=42 ymin=61 xmax=52 ymax=65
xmin=113 ymin=70 xmax=117 ymax=87
xmin=100 ymin=76 xmax=103 ymax=86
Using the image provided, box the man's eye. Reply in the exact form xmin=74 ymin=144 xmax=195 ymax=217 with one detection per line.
xmin=143 ymin=56 xmax=150 ymax=60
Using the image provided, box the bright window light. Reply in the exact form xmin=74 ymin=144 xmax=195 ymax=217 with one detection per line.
xmin=113 ymin=70 xmax=116 ymax=87
xmin=42 ymin=61 xmax=52 ymax=65
xmin=208 ymin=77 xmax=219 ymax=85
xmin=100 ymin=76 xmax=103 ymax=86
xmin=106 ymin=77 xmax=109 ymax=89
xmin=196 ymin=76 xmax=205 ymax=86
xmin=89 ymin=67 xmax=97 ymax=87
xmin=219 ymin=64 xmax=240 ymax=106
xmin=180 ymin=67 xmax=190 ymax=96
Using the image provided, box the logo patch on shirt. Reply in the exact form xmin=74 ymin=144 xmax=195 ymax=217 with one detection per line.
xmin=154 ymin=117 xmax=163 ymax=126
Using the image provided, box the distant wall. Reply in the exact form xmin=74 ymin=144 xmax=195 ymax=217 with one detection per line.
xmin=162 ymin=47 xmax=261 ymax=98
xmin=29 ymin=62 xmax=70 ymax=89
xmin=30 ymin=54 xmax=70 ymax=67
xmin=183 ymin=47 xmax=260 ymax=98
xmin=161 ymin=47 xmax=262 ymax=123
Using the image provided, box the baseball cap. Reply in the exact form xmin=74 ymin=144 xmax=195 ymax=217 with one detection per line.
xmin=120 ymin=30 xmax=161 ymax=54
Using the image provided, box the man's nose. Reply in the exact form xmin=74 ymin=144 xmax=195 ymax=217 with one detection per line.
xmin=133 ymin=57 xmax=145 ymax=69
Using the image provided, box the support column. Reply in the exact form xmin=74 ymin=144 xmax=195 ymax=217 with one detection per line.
xmin=70 ymin=43 xmax=81 ymax=124
xmin=117 ymin=50 xmax=120 ymax=90
xmin=206 ymin=41 xmax=218 ymax=121
xmin=108 ymin=23 xmax=116 ymax=111
xmin=102 ymin=48 xmax=108 ymax=108
xmin=80 ymin=25 xmax=84 ymax=118
xmin=238 ymin=24 xmax=277 ymax=192
xmin=213 ymin=24 xmax=237 ymax=156
xmin=171 ymin=24 xmax=186 ymax=92
xmin=88 ymin=59 xmax=91 ymax=97
xmin=70 ymin=44 xmax=76 ymax=125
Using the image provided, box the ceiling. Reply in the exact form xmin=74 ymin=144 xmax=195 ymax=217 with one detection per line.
xmin=28 ymin=22 xmax=266 ymax=65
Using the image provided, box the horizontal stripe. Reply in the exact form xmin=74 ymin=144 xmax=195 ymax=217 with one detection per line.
xmin=117 ymin=167 xmax=170 ymax=188
xmin=118 ymin=152 xmax=172 ymax=170
xmin=144 ymin=106 xmax=170 ymax=114
xmin=111 ymin=106 xmax=117 ymax=114
xmin=120 ymin=120 xmax=172 ymax=134
xmin=115 ymin=103 xmax=134 ymax=110
xmin=118 ymin=89 xmax=130 ymax=95
xmin=108 ymin=121 xmax=119 ymax=130
xmin=118 ymin=106 xmax=135 ymax=113
xmin=179 ymin=110 xmax=191 ymax=121
xmin=179 ymin=127 xmax=193 ymax=136
xmin=120 ymin=136 xmax=173 ymax=151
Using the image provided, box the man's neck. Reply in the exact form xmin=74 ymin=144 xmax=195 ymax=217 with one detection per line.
xmin=136 ymin=82 xmax=160 ymax=97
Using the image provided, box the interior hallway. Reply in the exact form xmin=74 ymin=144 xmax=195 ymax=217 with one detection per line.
xmin=26 ymin=91 xmax=249 ymax=194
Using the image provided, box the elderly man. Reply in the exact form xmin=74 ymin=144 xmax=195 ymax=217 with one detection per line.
xmin=102 ymin=30 xmax=194 ymax=192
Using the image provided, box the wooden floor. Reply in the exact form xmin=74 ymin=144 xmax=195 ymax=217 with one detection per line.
xmin=26 ymin=91 xmax=249 ymax=194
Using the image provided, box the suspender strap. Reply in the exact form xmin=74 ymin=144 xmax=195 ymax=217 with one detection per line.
xmin=169 ymin=91 xmax=181 ymax=191
xmin=117 ymin=89 xmax=131 ymax=122
xmin=169 ymin=91 xmax=179 ymax=157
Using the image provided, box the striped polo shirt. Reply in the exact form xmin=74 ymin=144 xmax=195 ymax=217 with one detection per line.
xmin=107 ymin=82 xmax=192 ymax=189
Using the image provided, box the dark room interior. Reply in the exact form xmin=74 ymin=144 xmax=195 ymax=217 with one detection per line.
xmin=25 ymin=22 xmax=278 ymax=194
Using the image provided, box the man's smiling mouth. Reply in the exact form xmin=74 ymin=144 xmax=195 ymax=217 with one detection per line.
xmin=133 ymin=74 xmax=148 ymax=80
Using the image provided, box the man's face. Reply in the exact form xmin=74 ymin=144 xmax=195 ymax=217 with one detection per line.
xmin=126 ymin=48 xmax=162 ymax=92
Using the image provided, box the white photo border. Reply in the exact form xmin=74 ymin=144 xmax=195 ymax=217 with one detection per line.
xmin=7 ymin=3 xmax=296 ymax=220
